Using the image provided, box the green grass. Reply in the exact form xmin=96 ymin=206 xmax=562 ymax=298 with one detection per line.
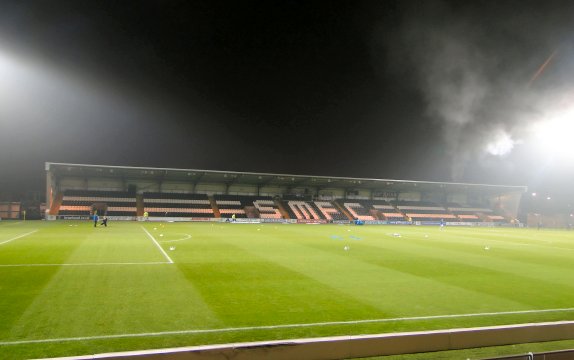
xmin=0 ymin=220 xmax=573 ymax=359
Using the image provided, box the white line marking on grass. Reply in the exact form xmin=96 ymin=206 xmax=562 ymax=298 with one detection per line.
xmin=160 ymin=233 xmax=192 ymax=243
xmin=1 ymin=307 xmax=574 ymax=346
xmin=0 ymin=262 xmax=170 ymax=267
xmin=0 ymin=230 xmax=38 ymax=246
xmin=142 ymin=226 xmax=174 ymax=264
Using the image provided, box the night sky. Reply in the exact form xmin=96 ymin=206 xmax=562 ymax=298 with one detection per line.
xmin=1 ymin=0 xmax=573 ymax=201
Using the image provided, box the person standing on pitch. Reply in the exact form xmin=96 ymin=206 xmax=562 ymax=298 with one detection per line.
xmin=93 ymin=212 xmax=99 ymax=227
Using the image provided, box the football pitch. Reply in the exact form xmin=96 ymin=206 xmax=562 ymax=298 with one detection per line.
xmin=1 ymin=221 xmax=574 ymax=359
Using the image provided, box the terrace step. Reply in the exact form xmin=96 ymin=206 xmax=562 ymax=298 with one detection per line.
xmin=209 ymin=195 xmax=221 ymax=218
xmin=333 ymin=201 xmax=353 ymax=220
xmin=274 ymin=198 xmax=290 ymax=219
xmin=393 ymin=205 xmax=407 ymax=220
xmin=136 ymin=194 xmax=144 ymax=216
xmin=369 ymin=209 xmax=382 ymax=220
xmin=244 ymin=205 xmax=258 ymax=219
xmin=49 ymin=193 xmax=64 ymax=215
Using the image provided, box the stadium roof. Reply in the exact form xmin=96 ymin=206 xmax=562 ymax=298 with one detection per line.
xmin=46 ymin=162 xmax=527 ymax=194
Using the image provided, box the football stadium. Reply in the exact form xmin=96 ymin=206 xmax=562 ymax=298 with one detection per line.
xmin=0 ymin=162 xmax=573 ymax=360
xmin=2 ymin=2 xmax=574 ymax=360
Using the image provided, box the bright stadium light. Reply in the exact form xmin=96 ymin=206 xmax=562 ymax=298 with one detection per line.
xmin=485 ymin=130 xmax=515 ymax=156
xmin=0 ymin=39 xmax=142 ymax=134
xmin=530 ymin=106 xmax=574 ymax=160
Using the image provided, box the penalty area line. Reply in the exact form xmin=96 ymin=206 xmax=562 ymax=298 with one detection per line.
xmin=141 ymin=226 xmax=174 ymax=264
xmin=0 ymin=230 xmax=38 ymax=246
xmin=160 ymin=233 xmax=192 ymax=243
xmin=2 ymin=307 xmax=574 ymax=346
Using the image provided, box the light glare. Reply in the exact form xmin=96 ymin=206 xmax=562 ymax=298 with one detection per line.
xmin=531 ymin=107 xmax=574 ymax=160
xmin=485 ymin=131 xmax=515 ymax=156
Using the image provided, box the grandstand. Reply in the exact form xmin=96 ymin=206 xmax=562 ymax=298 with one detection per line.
xmin=394 ymin=200 xmax=455 ymax=222
xmin=143 ymin=192 xmax=214 ymax=218
xmin=59 ymin=190 xmax=137 ymax=217
xmin=45 ymin=162 xmax=526 ymax=224
xmin=0 ymin=202 xmax=21 ymax=220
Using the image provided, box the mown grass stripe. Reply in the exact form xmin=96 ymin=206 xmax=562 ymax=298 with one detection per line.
xmin=0 ymin=221 xmax=23 ymax=226
xmin=1 ymin=307 xmax=574 ymax=346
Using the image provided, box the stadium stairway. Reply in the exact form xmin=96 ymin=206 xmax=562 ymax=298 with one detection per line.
xmin=49 ymin=193 xmax=64 ymax=215
xmin=208 ymin=195 xmax=221 ymax=218
xmin=476 ymin=212 xmax=491 ymax=222
xmin=372 ymin=208 xmax=383 ymax=220
xmin=136 ymin=194 xmax=144 ymax=216
xmin=370 ymin=209 xmax=383 ymax=220
xmin=274 ymin=197 xmax=290 ymax=219
xmin=383 ymin=205 xmax=407 ymax=221
xmin=333 ymin=201 xmax=353 ymax=220
xmin=244 ymin=205 xmax=258 ymax=218
xmin=395 ymin=205 xmax=408 ymax=220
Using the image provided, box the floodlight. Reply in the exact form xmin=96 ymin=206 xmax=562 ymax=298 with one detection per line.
xmin=485 ymin=131 xmax=514 ymax=156
xmin=0 ymin=39 xmax=141 ymax=133
xmin=530 ymin=107 xmax=574 ymax=160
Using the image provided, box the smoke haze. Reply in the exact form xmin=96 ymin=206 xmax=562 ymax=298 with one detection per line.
xmin=380 ymin=1 xmax=574 ymax=181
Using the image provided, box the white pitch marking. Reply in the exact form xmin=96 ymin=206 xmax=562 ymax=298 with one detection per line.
xmin=0 ymin=262 xmax=170 ymax=267
xmin=1 ymin=307 xmax=574 ymax=346
xmin=160 ymin=234 xmax=192 ymax=243
xmin=0 ymin=230 xmax=38 ymax=246
xmin=141 ymin=226 xmax=174 ymax=264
